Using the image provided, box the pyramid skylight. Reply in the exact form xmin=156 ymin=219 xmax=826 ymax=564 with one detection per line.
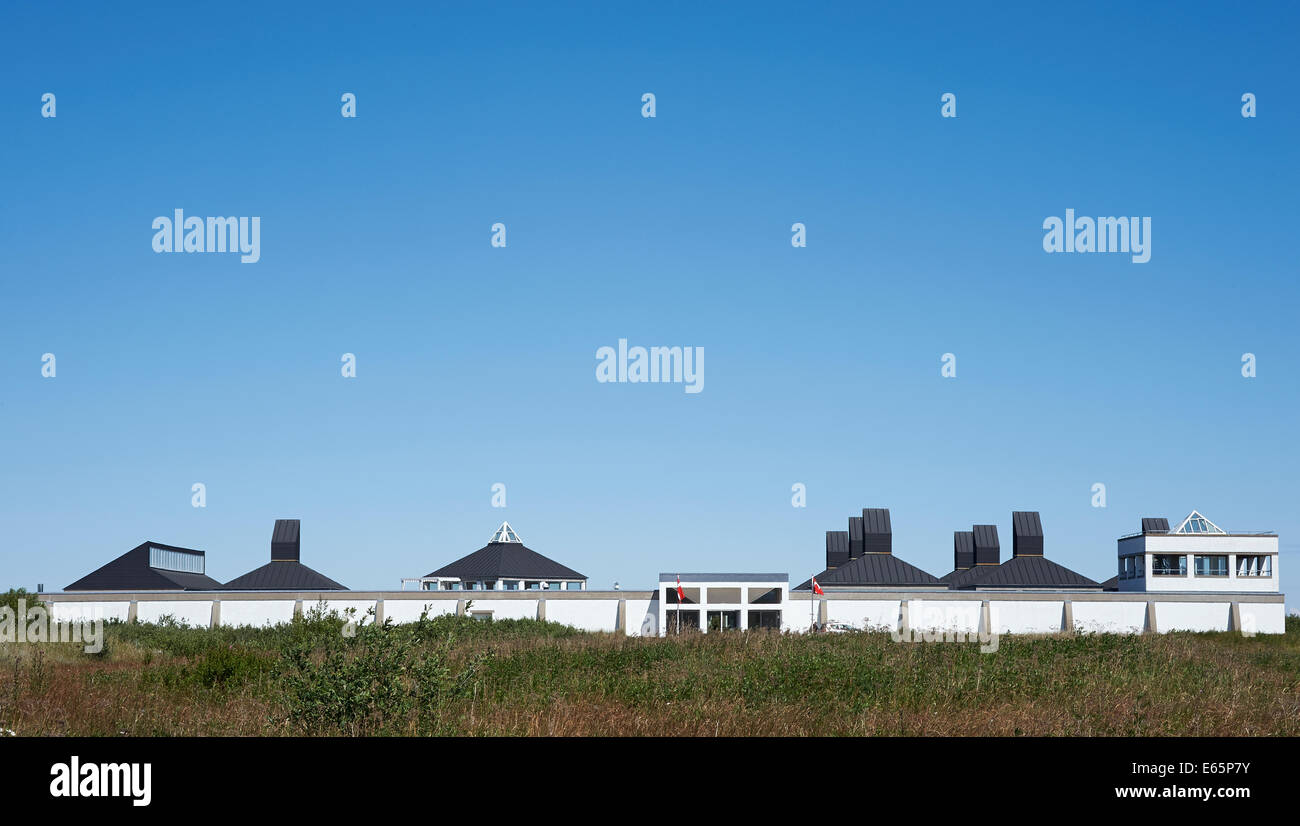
xmin=1172 ymin=511 xmax=1225 ymax=535
xmin=489 ymin=521 xmax=523 ymax=543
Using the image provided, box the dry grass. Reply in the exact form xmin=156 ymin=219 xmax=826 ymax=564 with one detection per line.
xmin=2 ymin=614 xmax=1297 ymax=737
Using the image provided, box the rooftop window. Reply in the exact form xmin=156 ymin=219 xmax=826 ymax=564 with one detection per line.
xmin=148 ymin=546 xmax=204 ymax=574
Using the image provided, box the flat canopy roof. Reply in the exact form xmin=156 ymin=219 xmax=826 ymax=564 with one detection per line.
xmin=659 ymin=573 xmax=789 ymax=583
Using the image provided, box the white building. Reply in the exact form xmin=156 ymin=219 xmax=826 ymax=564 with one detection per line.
xmin=1117 ymin=511 xmax=1279 ymax=593
xmin=659 ymin=573 xmax=789 ymax=634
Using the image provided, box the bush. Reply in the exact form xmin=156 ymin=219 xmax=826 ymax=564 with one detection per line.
xmin=275 ymin=609 xmax=489 ymax=735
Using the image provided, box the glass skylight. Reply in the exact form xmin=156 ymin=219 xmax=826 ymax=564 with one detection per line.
xmin=1173 ymin=510 xmax=1225 ymax=535
xmin=489 ymin=521 xmax=522 ymax=543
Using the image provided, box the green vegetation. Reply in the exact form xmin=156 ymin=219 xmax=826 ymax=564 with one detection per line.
xmin=1 ymin=591 xmax=1296 ymax=736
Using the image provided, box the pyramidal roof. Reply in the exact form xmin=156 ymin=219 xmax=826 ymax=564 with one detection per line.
xmin=1172 ymin=510 xmax=1225 ymax=535
xmin=424 ymin=523 xmax=586 ymax=581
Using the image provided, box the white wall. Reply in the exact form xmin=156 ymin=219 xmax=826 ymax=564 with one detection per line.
xmin=43 ymin=591 xmax=1288 ymax=635
xmin=49 ymin=601 xmax=131 ymax=624
xmin=136 ymin=600 xmax=212 ymax=627
xmin=381 ymin=598 xmax=457 ymax=623
xmin=823 ymin=599 xmax=902 ymax=632
xmin=989 ymin=600 xmax=1064 ymax=634
xmin=219 ymin=599 xmax=296 ymax=627
xmin=1073 ymin=601 xmax=1146 ymax=634
xmin=1155 ymin=601 xmax=1231 ymax=632
xmin=544 ymin=599 xmax=619 ymax=632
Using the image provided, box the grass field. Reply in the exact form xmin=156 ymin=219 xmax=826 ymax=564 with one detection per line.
xmin=3 ymin=594 xmax=1297 ymax=737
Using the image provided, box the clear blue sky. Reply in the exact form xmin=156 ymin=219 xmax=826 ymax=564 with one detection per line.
xmin=2 ymin=2 xmax=1297 ymax=607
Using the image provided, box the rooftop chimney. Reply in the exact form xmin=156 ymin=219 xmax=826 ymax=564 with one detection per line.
xmin=825 ymin=531 xmax=849 ymax=569
xmin=848 ymin=516 xmax=865 ymax=559
xmin=1011 ymin=511 xmax=1044 ymax=557
xmin=271 ymin=519 xmax=301 ymax=562
xmin=973 ymin=524 xmax=1000 ymax=566
xmin=862 ymin=508 xmax=892 ymax=555
xmin=953 ymin=531 xmax=975 ymax=570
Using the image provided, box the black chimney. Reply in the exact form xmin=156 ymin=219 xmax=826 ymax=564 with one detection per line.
xmin=973 ymin=524 xmax=1000 ymax=566
xmin=1012 ymin=511 xmax=1044 ymax=557
xmin=271 ymin=519 xmax=301 ymax=562
xmin=862 ymin=508 xmax=892 ymax=555
xmin=848 ymin=516 xmax=864 ymax=559
xmin=953 ymin=531 xmax=975 ymax=570
xmin=825 ymin=531 xmax=849 ymax=569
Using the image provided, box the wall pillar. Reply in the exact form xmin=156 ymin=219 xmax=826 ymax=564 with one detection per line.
xmin=818 ymin=599 xmax=828 ymax=627
xmin=293 ymin=599 xmax=304 ymax=620
xmin=1230 ymin=601 xmax=1242 ymax=633
xmin=616 ymin=599 xmax=626 ymax=633
xmin=210 ymin=600 xmax=221 ymax=629
xmin=374 ymin=598 xmax=385 ymax=626
xmin=1062 ymin=600 xmax=1074 ymax=633
xmin=537 ymin=599 xmax=547 ymax=621
xmin=899 ymin=600 xmax=910 ymax=634
xmin=127 ymin=600 xmax=138 ymax=624
xmin=1144 ymin=601 xmax=1157 ymax=634
xmin=980 ymin=600 xmax=991 ymax=636
xmin=456 ymin=599 xmax=466 ymax=617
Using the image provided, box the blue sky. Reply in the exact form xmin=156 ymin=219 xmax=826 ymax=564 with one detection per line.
xmin=1 ymin=2 xmax=1297 ymax=606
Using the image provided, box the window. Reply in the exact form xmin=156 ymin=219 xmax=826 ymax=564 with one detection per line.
xmin=470 ymin=611 xmax=493 ymax=622
xmin=566 ymin=581 xmax=583 ymax=591
xmin=666 ymin=609 xmax=700 ymax=633
xmin=747 ymin=610 xmax=781 ymax=630
xmin=1194 ymin=555 xmax=1228 ymax=577
xmin=749 ymin=587 xmax=783 ymax=604
xmin=707 ymin=610 xmax=742 ymax=631
xmin=1152 ymin=554 xmax=1186 ymax=576
xmin=503 ymin=581 xmax=518 ymax=591
xmin=148 ymin=547 xmax=204 ymax=574
xmin=1237 ymin=555 xmax=1273 ymax=577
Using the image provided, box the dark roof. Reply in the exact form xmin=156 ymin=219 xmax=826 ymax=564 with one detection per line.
xmin=949 ymin=555 xmax=1101 ymax=590
xmin=224 ymin=518 xmax=347 ymax=590
xmin=1100 ymin=575 xmax=1119 ymax=592
xmin=65 ymin=541 xmax=223 ymax=591
xmin=943 ymin=563 xmax=1000 ymax=589
xmin=795 ymin=553 xmax=943 ymax=590
xmin=1141 ymin=517 xmax=1170 ymax=534
xmin=426 ymin=541 xmax=586 ymax=582
xmin=223 ymin=561 xmax=347 ymax=591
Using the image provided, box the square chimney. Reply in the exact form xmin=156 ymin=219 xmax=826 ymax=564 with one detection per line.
xmin=271 ymin=519 xmax=301 ymax=562
xmin=972 ymin=524 xmax=1000 ymax=566
xmin=825 ymin=531 xmax=849 ymax=569
xmin=848 ymin=516 xmax=865 ymax=559
xmin=862 ymin=508 xmax=892 ymax=555
xmin=1011 ymin=511 xmax=1044 ymax=557
xmin=953 ymin=531 xmax=975 ymax=570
